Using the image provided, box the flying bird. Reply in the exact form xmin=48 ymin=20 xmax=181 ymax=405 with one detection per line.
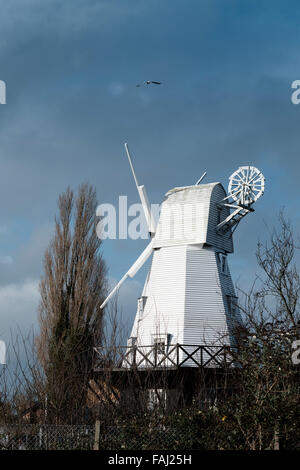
xmin=136 ymin=80 xmax=162 ymax=87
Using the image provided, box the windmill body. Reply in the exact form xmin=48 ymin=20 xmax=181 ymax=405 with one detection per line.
xmin=100 ymin=146 xmax=265 ymax=369
xmin=127 ymin=183 xmax=240 ymax=367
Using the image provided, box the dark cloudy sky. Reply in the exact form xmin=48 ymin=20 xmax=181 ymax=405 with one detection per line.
xmin=0 ymin=0 xmax=299 ymax=347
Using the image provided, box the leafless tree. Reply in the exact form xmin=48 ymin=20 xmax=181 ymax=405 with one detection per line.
xmin=222 ymin=212 xmax=300 ymax=449
xmin=36 ymin=183 xmax=107 ymax=423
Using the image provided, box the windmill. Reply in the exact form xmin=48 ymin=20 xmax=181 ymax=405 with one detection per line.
xmin=100 ymin=146 xmax=265 ymax=368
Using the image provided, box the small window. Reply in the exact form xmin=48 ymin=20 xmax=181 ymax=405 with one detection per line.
xmin=226 ymin=296 xmax=238 ymax=317
xmin=137 ymin=296 xmax=147 ymax=319
xmin=218 ymin=253 xmax=228 ymax=274
xmin=153 ymin=336 xmax=166 ymax=356
xmin=129 ymin=337 xmax=137 ymax=347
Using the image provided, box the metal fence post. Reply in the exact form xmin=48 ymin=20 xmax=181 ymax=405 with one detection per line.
xmin=93 ymin=419 xmax=100 ymax=451
xmin=274 ymin=421 xmax=280 ymax=450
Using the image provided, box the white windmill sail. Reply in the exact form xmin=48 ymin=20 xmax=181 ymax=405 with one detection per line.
xmin=100 ymin=241 xmax=153 ymax=309
xmin=100 ymin=143 xmax=156 ymax=309
xmin=124 ymin=143 xmax=156 ymax=235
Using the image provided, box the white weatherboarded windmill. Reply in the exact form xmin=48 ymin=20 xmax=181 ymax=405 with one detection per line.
xmin=100 ymin=144 xmax=265 ymax=368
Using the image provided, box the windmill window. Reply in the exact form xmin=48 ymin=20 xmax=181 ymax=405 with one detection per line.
xmin=153 ymin=336 xmax=166 ymax=356
xmin=218 ymin=253 xmax=228 ymax=275
xmin=232 ymin=297 xmax=238 ymax=316
xmin=226 ymin=296 xmax=238 ymax=316
xmin=137 ymin=296 xmax=147 ymax=319
xmin=129 ymin=337 xmax=137 ymax=347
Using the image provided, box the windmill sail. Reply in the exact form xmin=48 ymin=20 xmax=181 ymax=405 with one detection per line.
xmin=100 ymin=241 xmax=153 ymax=309
xmin=125 ymin=143 xmax=156 ymax=235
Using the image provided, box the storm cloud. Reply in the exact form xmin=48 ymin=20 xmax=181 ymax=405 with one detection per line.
xmin=0 ymin=0 xmax=299 ymax=348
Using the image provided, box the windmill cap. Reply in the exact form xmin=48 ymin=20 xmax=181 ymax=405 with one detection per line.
xmin=165 ymin=182 xmax=220 ymax=197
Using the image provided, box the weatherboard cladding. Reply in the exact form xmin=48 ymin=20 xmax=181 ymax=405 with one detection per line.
xmin=127 ymin=245 xmax=186 ymax=367
xmin=153 ymin=183 xmax=233 ymax=253
xmin=129 ymin=248 xmax=240 ymax=368
xmin=127 ymin=183 xmax=240 ymax=368
xmin=184 ymin=247 xmax=228 ymax=344
xmin=207 ymin=183 xmax=233 ymax=253
xmin=132 ymin=245 xmax=186 ymax=345
xmin=183 ymin=246 xmax=239 ymax=366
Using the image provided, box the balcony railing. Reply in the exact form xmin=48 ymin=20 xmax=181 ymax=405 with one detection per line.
xmin=94 ymin=344 xmax=235 ymax=370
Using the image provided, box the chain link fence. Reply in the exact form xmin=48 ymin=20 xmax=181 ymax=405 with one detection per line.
xmin=0 ymin=422 xmax=298 ymax=450
xmin=0 ymin=423 xmax=197 ymax=450
xmin=0 ymin=424 xmax=191 ymax=451
xmin=99 ymin=425 xmax=195 ymax=450
xmin=0 ymin=425 xmax=95 ymax=450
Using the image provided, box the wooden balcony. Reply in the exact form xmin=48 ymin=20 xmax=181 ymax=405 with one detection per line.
xmin=94 ymin=343 xmax=235 ymax=371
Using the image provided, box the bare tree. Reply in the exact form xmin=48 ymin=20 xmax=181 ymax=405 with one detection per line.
xmin=256 ymin=211 xmax=300 ymax=329
xmin=36 ymin=183 xmax=107 ymax=423
xmin=221 ymin=212 xmax=300 ymax=450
